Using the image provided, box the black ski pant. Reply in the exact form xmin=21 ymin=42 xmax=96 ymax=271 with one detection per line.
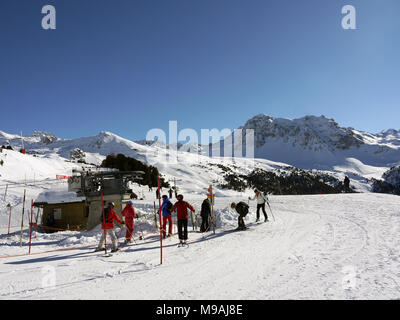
xmin=256 ymin=203 xmax=268 ymax=220
xmin=200 ymin=214 xmax=209 ymax=231
xmin=238 ymin=214 xmax=246 ymax=230
xmin=178 ymin=219 xmax=188 ymax=240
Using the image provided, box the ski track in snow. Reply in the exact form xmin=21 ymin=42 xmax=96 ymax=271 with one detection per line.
xmin=1 ymin=193 xmax=400 ymax=300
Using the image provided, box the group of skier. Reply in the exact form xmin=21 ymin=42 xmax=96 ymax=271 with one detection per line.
xmin=95 ymin=188 xmax=271 ymax=252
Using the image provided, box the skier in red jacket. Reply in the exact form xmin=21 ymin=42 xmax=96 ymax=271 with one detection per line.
xmin=95 ymin=202 xmax=124 ymax=252
xmin=171 ymin=194 xmax=195 ymax=246
xmin=121 ymin=200 xmax=137 ymax=244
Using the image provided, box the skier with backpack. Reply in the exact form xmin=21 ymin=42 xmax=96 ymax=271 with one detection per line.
xmin=200 ymin=198 xmax=211 ymax=232
xmin=248 ymin=189 xmax=269 ymax=222
xmin=231 ymin=201 xmax=249 ymax=230
xmin=121 ymin=200 xmax=137 ymax=244
xmin=161 ymin=195 xmax=173 ymax=239
xmin=171 ymin=194 xmax=195 ymax=246
xmin=95 ymin=202 xmax=124 ymax=252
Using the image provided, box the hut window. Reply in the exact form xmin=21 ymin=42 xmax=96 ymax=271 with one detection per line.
xmin=53 ymin=208 xmax=62 ymax=220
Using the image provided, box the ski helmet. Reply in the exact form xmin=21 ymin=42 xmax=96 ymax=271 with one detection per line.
xmin=108 ymin=202 xmax=115 ymax=207
xmin=177 ymin=194 xmax=184 ymax=200
xmin=128 ymin=200 xmax=133 ymax=205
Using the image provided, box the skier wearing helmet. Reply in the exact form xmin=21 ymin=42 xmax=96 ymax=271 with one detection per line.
xmin=171 ymin=194 xmax=195 ymax=246
xmin=121 ymin=200 xmax=137 ymax=244
xmin=96 ymin=202 xmax=124 ymax=252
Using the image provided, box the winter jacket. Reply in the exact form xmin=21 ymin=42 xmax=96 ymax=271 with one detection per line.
xmin=250 ymin=192 xmax=268 ymax=204
xmin=161 ymin=198 xmax=173 ymax=217
xmin=171 ymin=200 xmax=195 ymax=220
xmin=201 ymin=199 xmax=211 ymax=217
xmin=101 ymin=207 xmax=123 ymax=230
xmin=235 ymin=202 xmax=249 ymax=217
xmin=121 ymin=203 xmax=136 ymax=220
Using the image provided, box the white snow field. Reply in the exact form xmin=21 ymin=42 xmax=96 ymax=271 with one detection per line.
xmin=1 ymin=128 xmax=400 ymax=300
xmin=1 ymin=192 xmax=400 ymax=300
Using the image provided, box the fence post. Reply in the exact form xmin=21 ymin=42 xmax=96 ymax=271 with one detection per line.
xmin=29 ymin=200 xmax=34 ymax=254
xmin=19 ymin=189 xmax=26 ymax=247
xmin=7 ymin=203 xmax=11 ymax=234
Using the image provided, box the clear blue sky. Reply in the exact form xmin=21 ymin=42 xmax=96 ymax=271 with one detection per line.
xmin=1 ymin=0 xmax=399 ymax=141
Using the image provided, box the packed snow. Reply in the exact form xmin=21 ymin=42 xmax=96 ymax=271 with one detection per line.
xmin=1 ymin=191 xmax=400 ymax=299
xmin=1 ymin=123 xmax=400 ymax=300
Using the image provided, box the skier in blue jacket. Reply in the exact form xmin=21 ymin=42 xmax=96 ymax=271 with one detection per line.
xmin=161 ymin=195 xmax=174 ymax=239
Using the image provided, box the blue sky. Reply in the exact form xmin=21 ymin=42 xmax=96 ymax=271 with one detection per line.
xmin=1 ymin=0 xmax=399 ymax=141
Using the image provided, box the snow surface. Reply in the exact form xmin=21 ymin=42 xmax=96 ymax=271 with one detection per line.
xmin=1 ymin=126 xmax=400 ymax=300
xmin=1 ymin=192 xmax=400 ymax=300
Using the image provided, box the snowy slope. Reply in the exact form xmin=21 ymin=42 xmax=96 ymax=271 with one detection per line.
xmin=0 ymin=193 xmax=399 ymax=299
xmin=1 ymin=124 xmax=400 ymax=300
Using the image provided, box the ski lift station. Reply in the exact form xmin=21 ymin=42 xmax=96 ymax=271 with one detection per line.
xmin=34 ymin=170 xmax=144 ymax=232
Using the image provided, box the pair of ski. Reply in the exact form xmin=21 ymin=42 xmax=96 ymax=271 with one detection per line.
xmin=222 ymin=220 xmax=268 ymax=233
xmin=177 ymin=241 xmax=189 ymax=248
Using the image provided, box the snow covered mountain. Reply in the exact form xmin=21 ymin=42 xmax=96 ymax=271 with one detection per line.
xmin=2 ymin=113 xmax=399 ymax=191
xmin=236 ymin=114 xmax=400 ymax=170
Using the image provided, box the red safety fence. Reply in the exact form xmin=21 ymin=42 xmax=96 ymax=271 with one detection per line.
xmin=0 ymin=220 xmax=160 ymax=259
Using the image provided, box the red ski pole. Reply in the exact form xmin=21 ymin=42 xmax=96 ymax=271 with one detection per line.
xmin=101 ymin=192 xmax=107 ymax=254
xmin=158 ymin=176 xmax=163 ymax=265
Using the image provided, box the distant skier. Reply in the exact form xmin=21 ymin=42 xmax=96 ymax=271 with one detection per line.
xmin=248 ymin=189 xmax=269 ymax=222
xmin=168 ymin=188 xmax=173 ymax=199
xmin=161 ymin=195 xmax=174 ymax=239
xmin=95 ymin=202 xmax=124 ymax=252
xmin=231 ymin=201 xmax=249 ymax=230
xmin=344 ymin=176 xmax=350 ymax=192
xmin=200 ymin=198 xmax=211 ymax=232
xmin=171 ymin=194 xmax=195 ymax=246
xmin=121 ymin=200 xmax=137 ymax=244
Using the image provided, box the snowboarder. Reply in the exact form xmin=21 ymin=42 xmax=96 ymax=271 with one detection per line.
xmin=200 ymin=198 xmax=211 ymax=232
xmin=171 ymin=194 xmax=195 ymax=246
xmin=168 ymin=188 xmax=173 ymax=199
xmin=248 ymin=189 xmax=269 ymax=222
xmin=95 ymin=202 xmax=124 ymax=252
xmin=161 ymin=195 xmax=173 ymax=239
xmin=121 ymin=200 xmax=137 ymax=244
xmin=231 ymin=202 xmax=249 ymax=230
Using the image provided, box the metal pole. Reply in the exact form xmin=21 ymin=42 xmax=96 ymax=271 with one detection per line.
xmin=157 ymin=175 xmax=163 ymax=265
xmin=19 ymin=189 xmax=26 ymax=247
xmin=29 ymin=200 xmax=34 ymax=254
xmin=3 ymin=184 xmax=8 ymax=201
xmin=7 ymin=204 xmax=11 ymax=234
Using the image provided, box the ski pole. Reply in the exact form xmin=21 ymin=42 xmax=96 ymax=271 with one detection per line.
xmin=267 ymin=202 xmax=275 ymax=221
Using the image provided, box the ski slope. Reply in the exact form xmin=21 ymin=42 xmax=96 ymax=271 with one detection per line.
xmin=1 ymin=193 xmax=400 ymax=300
